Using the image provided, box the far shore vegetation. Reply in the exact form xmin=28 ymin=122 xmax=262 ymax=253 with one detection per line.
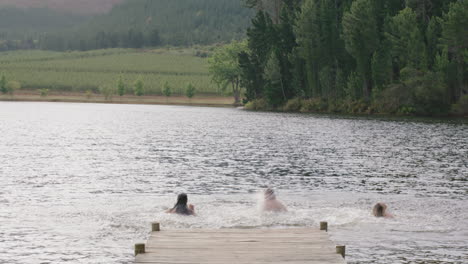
xmin=233 ymin=0 xmax=467 ymax=117
xmin=0 ymin=47 xmax=232 ymax=99
xmin=0 ymin=0 xmax=466 ymax=117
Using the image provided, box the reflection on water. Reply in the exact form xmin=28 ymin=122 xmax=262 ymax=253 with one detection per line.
xmin=0 ymin=102 xmax=466 ymax=264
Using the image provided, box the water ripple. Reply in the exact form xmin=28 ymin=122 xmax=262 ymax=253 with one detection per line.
xmin=0 ymin=102 xmax=466 ymax=263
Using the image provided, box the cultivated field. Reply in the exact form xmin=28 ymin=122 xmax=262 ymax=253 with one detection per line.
xmin=0 ymin=48 xmax=221 ymax=95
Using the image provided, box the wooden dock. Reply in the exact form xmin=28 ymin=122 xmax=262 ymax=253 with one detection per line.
xmin=134 ymin=222 xmax=346 ymax=264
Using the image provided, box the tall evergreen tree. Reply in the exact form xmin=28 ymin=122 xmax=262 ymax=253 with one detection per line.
xmin=240 ymin=11 xmax=276 ymax=102
xmin=295 ymin=0 xmax=321 ymax=97
xmin=239 ymin=51 xmax=264 ymax=101
xmin=263 ymin=52 xmax=285 ymax=106
xmin=342 ymin=0 xmax=379 ymax=99
xmin=274 ymin=3 xmax=299 ymax=100
xmin=441 ymin=0 xmax=468 ymax=100
xmin=371 ymin=40 xmax=393 ymax=92
xmin=426 ymin=16 xmax=442 ymax=68
xmin=386 ymin=8 xmax=428 ymax=72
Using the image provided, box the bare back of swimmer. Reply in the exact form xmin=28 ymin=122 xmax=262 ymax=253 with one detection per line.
xmin=262 ymin=188 xmax=287 ymax=212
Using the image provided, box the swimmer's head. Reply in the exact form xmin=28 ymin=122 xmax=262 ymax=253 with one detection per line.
xmin=176 ymin=193 xmax=188 ymax=206
xmin=264 ymin=188 xmax=276 ymax=200
xmin=373 ymin=203 xmax=386 ymax=217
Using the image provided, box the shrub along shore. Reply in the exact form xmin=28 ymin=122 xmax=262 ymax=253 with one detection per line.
xmin=245 ymin=97 xmax=468 ymax=117
xmin=1 ymin=89 xmax=466 ymax=118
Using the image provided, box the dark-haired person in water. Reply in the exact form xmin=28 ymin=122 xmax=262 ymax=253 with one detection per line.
xmin=373 ymin=203 xmax=393 ymax=218
xmin=166 ymin=193 xmax=196 ymax=216
xmin=262 ymin=188 xmax=287 ymax=212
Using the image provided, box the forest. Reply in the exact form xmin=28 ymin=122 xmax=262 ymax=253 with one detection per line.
xmin=237 ymin=0 xmax=467 ymax=116
xmin=0 ymin=7 xmax=87 ymax=50
xmin=0 ymin=0 xmax=122 ymax=14
xmin=0 ymin=0 xmax=252 ymax=51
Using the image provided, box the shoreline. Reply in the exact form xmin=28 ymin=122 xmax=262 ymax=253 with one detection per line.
xmin=0 ymin=90 xmax=235 ymax=108
xmin=2 ymin=91 xmax=466 ymax=123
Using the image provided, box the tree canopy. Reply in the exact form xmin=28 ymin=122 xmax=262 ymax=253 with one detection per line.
xmin=208 ymin=41 xmax=247 ymax=104
xmin=238 ymin=0 xmax=466 ymax=116
xmin=0 ymin=0 xmax=253 ymax=51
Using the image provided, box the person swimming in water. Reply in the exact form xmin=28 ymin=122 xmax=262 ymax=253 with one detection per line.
xmin=166 ymin=193 xmax=196 ymax=216
xmin=373 ymin=203 xmax=393 ymax=218
xmin=262 ymin=188 xmax=287 ymax=212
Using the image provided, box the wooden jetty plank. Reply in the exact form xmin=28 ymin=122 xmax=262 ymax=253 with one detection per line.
xmin=135 ymin=225 xmax=346 ymax=264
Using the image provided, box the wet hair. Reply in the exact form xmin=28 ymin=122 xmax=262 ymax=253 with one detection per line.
xmin=264 ymin=188 xmax=276 ymax=200
xmin=373 ymin=203 xmax=386 ymax=217
xmin=172 ymin=193 xmax=192 ymax=215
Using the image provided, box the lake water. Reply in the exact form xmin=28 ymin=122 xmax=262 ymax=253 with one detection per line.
xmin=0 ymin=102 xmax=466 ymax=264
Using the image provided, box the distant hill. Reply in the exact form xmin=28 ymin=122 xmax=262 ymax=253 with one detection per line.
xmin=76 ymin=0 xmax=253 ymax=46
xmin=0 ymin=7 xmax=87 ymax=41
xmin=0 ymin=0 xmax=123 ymax=14
xmin=0 ymin=0 xmax=252 ymax=51
xmin=0 ymin=0 xmax=123 ymax=41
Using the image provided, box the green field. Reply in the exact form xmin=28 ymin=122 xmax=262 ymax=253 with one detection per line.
xmin=0 ymin=48 xmax=220 ymax=95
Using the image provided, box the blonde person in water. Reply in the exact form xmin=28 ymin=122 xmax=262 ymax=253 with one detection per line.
xmin=262 ymin=188 xmax=287 ymax=212
xmin=373 ymin=203 xmax=393 ymax=218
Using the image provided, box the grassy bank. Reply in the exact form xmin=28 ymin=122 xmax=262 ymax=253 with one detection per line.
xmin=0 ymin=47 xmax=220 ymax=95
xmin=0 ymin=90 xmax=234 ymax=107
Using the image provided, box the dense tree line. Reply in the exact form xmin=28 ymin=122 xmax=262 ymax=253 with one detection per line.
xmin=36 ymin=28 xmax=161 ymax=51
xmin=0 ymin=0 xmax=253 ymax=51
xmin=76 ymin=0 xmax=252 ymax=47
xmin=0 ymin=7 xmax=87 ymax=51
xmin=240 ymin=0 xmax=467 ymax=116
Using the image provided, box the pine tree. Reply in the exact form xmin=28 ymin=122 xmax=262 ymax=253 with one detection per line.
xmin=239 ymin=51 xmax=263 ymax=102
xmin=386 ymin=8 xmax=428 ymax=72
xmin=274 ymin=4 xmax=298 ymax=100
xmin=263 ymin=52 xmax=285 ymax=107
xmin=247 ymin=11 xmax=276 ymax=69
xmin=371 ymin=44 xmax=393 ymax=93
xmin=342 ymin=0 xmax=379 ymax=99
xmin=426 ymin=16 xmax=442 ymax=68
xmin=441 ymin=0 xmax=468 ymax=100
xmin=295 ymin=0 xmax=321 ymax=97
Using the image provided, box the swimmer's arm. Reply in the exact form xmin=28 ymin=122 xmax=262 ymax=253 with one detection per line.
xmin=279 ymin=202 xmax=288 ymax=212
xmin=189 ymin=204 xmax=196 ymax=216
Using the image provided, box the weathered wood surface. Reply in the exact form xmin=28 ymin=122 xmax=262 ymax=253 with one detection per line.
xmin=135 ymin=228 xmax=346 ymax=264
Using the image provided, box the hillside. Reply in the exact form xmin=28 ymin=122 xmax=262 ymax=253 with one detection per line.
xmin=76 ymin=0 xmax=253 ymax=46
xmin=0 ymin=0 xmax=252 ymax=51
xmin=0 ymin=0 xmax=123 ymax=14
xmin=0 ymin=7 xmax=87 ymax=42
